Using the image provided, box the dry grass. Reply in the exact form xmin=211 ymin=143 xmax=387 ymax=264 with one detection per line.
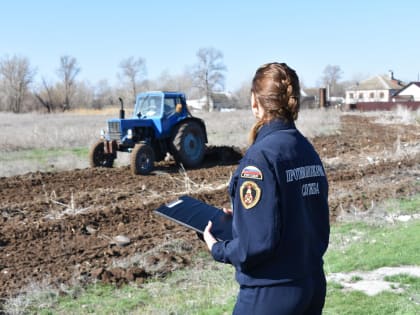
xmin=345 ymin=106 xmax=420 ymax=126
xmin=172 ymin=165 xmax=230 ymax=194
xmin=3 ymin=106 xmax=417 ymax=153
xmin=194 ymin=107 xmax=343 ymax=147
xmin=111 ymin=238 xmax=194 ymax=275
xmin=0 ymin=112 xmax=109 ymax=151
xmin=2 ymin=278 xmax=60 ymax=315
xmin=69 ymin=106 xmax=134 ymax=117
xmin=1 ymin=106 xmax=418 ymax=178
xmin=43 ymin=189 xmax=92 ymax=220
xmin=10 ymin=107 xmax=420 ymax=178
xmin=374 ymin=106 xmax=420 ymax=125
xmin=0 ymin=108 xmax=342 ymax=153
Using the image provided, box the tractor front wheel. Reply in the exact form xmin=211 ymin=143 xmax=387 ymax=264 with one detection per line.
xmin=172 ymin=120 xmax=206 ymax=168
xmin=131 ymin=143 xmax=155 ymax=175
xmin=89 ymin=140 xmax=114 ymax=168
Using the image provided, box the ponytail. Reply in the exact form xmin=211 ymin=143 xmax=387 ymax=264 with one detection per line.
xmin=248 ymin=119 xmax=264 ymax=145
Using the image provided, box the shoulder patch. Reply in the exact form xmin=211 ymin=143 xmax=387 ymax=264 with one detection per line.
xmin=239 ymin=181 xmax=261 ymax=209
xmin=240 ymin=165 xmax=263 ymax=180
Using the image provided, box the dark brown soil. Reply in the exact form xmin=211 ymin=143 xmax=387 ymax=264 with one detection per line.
xmin=0 ymin=115 xmax=419 ymax=303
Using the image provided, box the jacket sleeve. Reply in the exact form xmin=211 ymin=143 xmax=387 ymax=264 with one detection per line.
xmin=211 ymin=158 xmax=282 ymax=272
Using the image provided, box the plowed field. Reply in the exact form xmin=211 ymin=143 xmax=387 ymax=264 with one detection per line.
xmin=1 ymin=115 xmax=419 ymax=302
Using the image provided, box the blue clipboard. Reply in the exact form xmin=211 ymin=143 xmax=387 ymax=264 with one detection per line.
xmin=155 ymin=195 xmax=233 ymax=241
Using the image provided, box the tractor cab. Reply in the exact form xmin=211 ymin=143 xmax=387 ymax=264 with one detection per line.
xmin=134 ymin=91 xmax=190 ymax=119
xmin=134 ymin=93 xmax=163 ymax=118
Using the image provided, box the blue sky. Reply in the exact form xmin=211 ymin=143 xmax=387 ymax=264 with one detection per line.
xmin=1 ymin=0 xmax=419 ymax=91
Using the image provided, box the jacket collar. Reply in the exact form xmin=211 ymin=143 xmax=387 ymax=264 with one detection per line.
xmin=255 ymin=119 xmax=296 ymax=143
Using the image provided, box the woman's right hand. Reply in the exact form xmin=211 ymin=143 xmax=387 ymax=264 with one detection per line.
xmin=222 ymin=208 xmax=233 ymax=216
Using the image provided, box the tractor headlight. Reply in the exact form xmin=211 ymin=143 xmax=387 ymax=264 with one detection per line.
xmin=100 ymin=129 xmax=106 ymax=139
xmin=127 ymin=129 xmax=133 ymax=140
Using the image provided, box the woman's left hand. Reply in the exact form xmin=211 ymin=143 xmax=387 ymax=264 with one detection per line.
xmin=203 ymin=221 xmax=217 ymax=251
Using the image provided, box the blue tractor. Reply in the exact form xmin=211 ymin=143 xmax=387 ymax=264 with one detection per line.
xmin=89 ymin=91 xmax=208 ymax=175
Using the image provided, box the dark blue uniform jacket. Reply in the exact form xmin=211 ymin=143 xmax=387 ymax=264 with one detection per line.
xmin=211 ymin=119 xmax=330 ymax=287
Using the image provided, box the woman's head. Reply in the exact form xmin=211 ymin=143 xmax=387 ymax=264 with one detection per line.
xmin=251 ymin=62 xmax=300 ymax=123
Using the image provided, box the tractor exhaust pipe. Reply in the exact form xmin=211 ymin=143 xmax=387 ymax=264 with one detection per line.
xmin=119 ymin=97 xmax=125 ymax=119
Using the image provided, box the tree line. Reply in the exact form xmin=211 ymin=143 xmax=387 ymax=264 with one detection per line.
xmin=0 ymin=47 xmax=350 ymax=113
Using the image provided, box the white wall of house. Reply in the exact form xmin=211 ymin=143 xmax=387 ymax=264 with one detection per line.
xmin=187 ymin=96 xmax=214 ymax=111
xmin=345 ymin=89 xmax=389 ymax=104
xmin=395 ymin=84 xmax=420 ymax=101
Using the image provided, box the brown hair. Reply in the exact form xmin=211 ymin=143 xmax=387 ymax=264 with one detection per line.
xmin=249 ymin=62 xmax=300 ymax=144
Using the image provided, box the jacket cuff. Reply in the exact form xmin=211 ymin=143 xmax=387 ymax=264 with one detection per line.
xmin=211 ymin=241 xmax=225 ymax=262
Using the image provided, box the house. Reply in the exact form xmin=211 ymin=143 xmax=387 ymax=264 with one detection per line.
xmin=187 ymin=92 xmax=238 ymax=112
xmin=345 ymin=71 xmax=405 ymax=105
xmin=392 ymin=82 xmax=420 ymax=101
xmin=344 ymin=72 xmax=420 ymax=111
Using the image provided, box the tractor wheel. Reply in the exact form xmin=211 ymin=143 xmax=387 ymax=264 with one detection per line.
xmin=172 ymin=120 xmax=206 ymax=168
xmin=130 ymin=143 xmax=155 ymax=175
xmin=89 ymin=140 xmax=114 ymax=168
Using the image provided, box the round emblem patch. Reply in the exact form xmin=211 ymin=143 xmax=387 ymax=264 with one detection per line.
xmin=239 ymin=181 xmax=261 ymax=209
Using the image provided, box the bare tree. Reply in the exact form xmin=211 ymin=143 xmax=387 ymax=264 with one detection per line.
xmin=72 ymin=80 xmax=95 ymax=110
xmin=192 ymin=47 xmax=227 ymax=111
xmin=0 ymin=55 xmax=35 ymax=113
xmin=234 ymin=80 xmax=252 ymax=109
xmin=91 ymin=79 xmax=114 ymax=109
xmin=151 ymin=69 xmax=194 ymax=94
xmin=56 ymin=55 xmax=80 ymax=111
xmin=119 ymin=56 xmax=146 ymax=103
xmin=34 ymin=78 xmax=60 ymax=113
xmin=321 ymin=65 xmax=343 ymax=97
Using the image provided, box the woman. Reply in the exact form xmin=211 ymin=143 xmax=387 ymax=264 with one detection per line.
xmin=204 ymin=62 xmax=330 ymax=315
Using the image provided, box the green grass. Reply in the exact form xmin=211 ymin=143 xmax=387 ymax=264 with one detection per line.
xmin=0 ymin=147 xmax=90 ymax=177
xmin=325 ymin=272 xmax=420 ymax=315
xmin=385 ymin=194 xmax=420 ymax=214
xmin=0 ymin=147 xmax=133 ymax=177
xmin=0 ymin=148 xmax=89 ymax=168
xmin=17 ymin=258 xmax=237 ymax=315
xmin=0 ymin=147 xmax=88 ymax=162
xmin=47 ymin=284 xmax=151 ymax=315
xmin=324 ymin=283 xmax=420 ymax=315
xmin=325 ymin=219 xmax=420 ymax=273
xmin=384 ymin=273 xmax=420 ymax=285
xmin=322 ymin=194 xmax=420 ymax=314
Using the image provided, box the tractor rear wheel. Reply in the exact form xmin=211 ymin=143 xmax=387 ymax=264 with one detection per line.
xmin=131 ymin=143 xmax=155 ymax=175
xmin=172 ymin=120 xmax=206 ymax=168
xmin=89 ymin=140 xmax=114 ymax=168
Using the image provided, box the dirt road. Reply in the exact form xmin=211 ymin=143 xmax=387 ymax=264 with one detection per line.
xmin=1 ymin=115 xmax=419 ymax=300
